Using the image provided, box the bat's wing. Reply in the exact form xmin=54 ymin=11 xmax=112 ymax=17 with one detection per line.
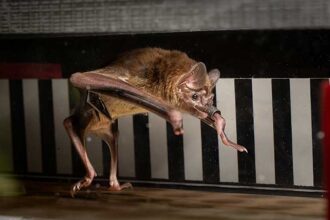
xmin=86 ymin=90 xmax=112 ymax=119
xmin=70 ymin=71 xmax=183 ymax=131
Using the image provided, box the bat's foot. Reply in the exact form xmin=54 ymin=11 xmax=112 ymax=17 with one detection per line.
xmin=70 ymin=175 xmax=95 ymax=197
xmin=108 ymin=181 xmax=133 ymax=191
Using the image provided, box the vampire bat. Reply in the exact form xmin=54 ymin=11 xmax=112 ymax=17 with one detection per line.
xmin=64 ymin=48 xmax=247 ymax=196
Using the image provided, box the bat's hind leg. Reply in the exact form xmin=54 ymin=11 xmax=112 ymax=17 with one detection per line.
xmin=63 ymin=115 xmax=97 ymax=196
xmin=101 ymin=122 xmax=132 ymax=191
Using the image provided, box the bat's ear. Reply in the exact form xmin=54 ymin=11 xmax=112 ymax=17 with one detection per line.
xmin=178 ymin=62 xmax=207 ymax=90
xmin=208 ymin=69 xmax=220 ymax=88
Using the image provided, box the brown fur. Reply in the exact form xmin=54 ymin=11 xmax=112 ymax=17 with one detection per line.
xmin=75 ymin=47 xmax=206 ymax=132
xmin=112 ymin=48 xmax=196 ymax=103
xmin=101 ymin=48 xmax=197 ymax=105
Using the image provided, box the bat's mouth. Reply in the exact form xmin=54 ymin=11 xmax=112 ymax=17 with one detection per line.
xmin=194 ymin=105 xmax=220 ymax=119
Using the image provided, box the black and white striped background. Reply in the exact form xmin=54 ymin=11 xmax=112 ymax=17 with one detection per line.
xmin=0 ymin=78 xmax=328 ymax=190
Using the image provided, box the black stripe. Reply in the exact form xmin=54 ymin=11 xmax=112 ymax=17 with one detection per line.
xmin=272 ymin=79 xmax=293 ymax=186
xmin=9 ymin=80 xmax=27 ymax=174
xmin=201 ymin=90 xmax=219 ymax=183
xmin=235 ymin=79 xmax=256 ymax=184
xmin=133 ymin=114 xmax=151 ymax=180
xmin=68 ymin=83 xmax=85 ymax=177
xmin=310 ymin=79 xmax=326 ymax=187
xmin=167 ymin=122 xmax=185 ymax=181
xmin=38 ymin=80 xmax=57 ymax=175
xmin=102 ymin=141 xmax=110 ymax=178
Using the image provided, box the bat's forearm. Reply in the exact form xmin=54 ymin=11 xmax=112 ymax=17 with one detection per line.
xmin=70 ymin=72 xmax=182 ymax=132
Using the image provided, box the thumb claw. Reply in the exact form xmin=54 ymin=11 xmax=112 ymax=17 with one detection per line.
xmin=169 ymin=110 xmax=183 ymax=135
xmin=174 ymin=128 xmax=184 ymax=135
xmin=242 ymin=148 xmax=248 ymax=153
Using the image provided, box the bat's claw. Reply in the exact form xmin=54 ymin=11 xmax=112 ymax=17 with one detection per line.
xmin=174 ymin=128 xmax=184 ymax=135
xmin=225 ymin=140 xmax=248 ymax=153
xmin=223 ymin=138 xmax=248 ymax=154
xmin=108 ymin=182 xmax=133 ymax=191
xmin=237 ymin=146 xmax=248 ymax=153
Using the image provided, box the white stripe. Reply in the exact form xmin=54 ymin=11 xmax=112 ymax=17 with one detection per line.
xmin=148 ymin=113 xmax=169 ymax=179
xmin=252 ymin=79 xmax=276 ymax=184
xmin=290 ymin=79 xmax=314 ymax=186
xmin=23 ymin=79 xmax=42 ymax=173
xmin=86 ymin=134 xmax=103 ymax=176
xmin=52 ymin=79 xmax=72 ymax=174
xmin=183 ymin=114 xmax=203 ymax=181
xmin=216 ymin=79 xmax=238 ymax=183
xmin=118 ymin=116 xmax=135 ymax=177
xmin=0 ymin=80 xmax=13 ymax=172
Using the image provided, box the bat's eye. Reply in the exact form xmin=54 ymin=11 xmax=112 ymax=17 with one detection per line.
xmin=192 ymin=93 xmax=198 ymax=100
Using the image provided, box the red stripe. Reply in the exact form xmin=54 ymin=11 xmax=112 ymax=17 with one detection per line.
xmin=322 ymin=83 xmax=330 ymax=220
xmin=0 ymin=63 xmax=62 ymax=79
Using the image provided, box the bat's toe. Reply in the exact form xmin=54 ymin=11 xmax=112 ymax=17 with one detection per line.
xmin=108 ymin=182 xmax=133 ymax=191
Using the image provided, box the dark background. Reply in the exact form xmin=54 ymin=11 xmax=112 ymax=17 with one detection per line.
xmin=0 ymin=30 xmax=330 ymax=79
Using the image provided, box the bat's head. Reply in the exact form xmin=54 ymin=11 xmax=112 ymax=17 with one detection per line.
xmin=176 ymin=62 xmax=220 ymax=119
